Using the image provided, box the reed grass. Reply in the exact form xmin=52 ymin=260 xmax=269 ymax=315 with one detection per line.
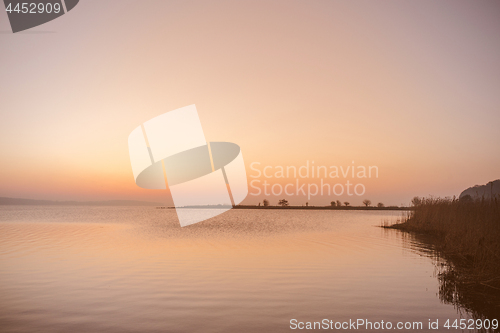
xmin=389 ymin=197 xmax=500 ymax=280
xmin=384 ymin=196 xmax=500 ymax=317
xmin=408 ymin=198 xmax=498 ymax=277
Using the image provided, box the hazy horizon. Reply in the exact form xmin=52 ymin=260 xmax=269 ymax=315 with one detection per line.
xmin=1 ymin=0 xmax=499 ymax=206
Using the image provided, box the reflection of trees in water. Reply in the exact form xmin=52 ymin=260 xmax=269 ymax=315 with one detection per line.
xmin=381 ymin=228 xmax=500 ymax=331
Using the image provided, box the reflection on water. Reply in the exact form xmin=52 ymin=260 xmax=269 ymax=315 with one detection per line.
xmin=0 ymin=206 xmax=496 ymax=332
xmin=381 ymin=228 xmax=500 ymax=328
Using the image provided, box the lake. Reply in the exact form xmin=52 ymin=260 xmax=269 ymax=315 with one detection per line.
xmin=0 ymin=206 xmax=488 ymax=332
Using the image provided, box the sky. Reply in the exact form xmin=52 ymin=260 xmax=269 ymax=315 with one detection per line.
xmin=1 ymin=0 xmax=499 ymax=206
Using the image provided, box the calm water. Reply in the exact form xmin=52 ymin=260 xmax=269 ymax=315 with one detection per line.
xmin=0 ymin=206 xmax=482 ymax=332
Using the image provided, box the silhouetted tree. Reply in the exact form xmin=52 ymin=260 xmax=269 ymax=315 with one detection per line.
xmin=278 ymin=199 xmax=289 ymax=207
xmin=363 ymin=199 xmax=371 ymax=207
xmin=336 ymin=200 xmax=342 ymax=207
xmin=344 ymin=202 xmax=350 ymax=207
xmin=305 ymin=202 xmax=309 ymax=207
xmin=263 ymin=199 xmax=270 ymax=207
xmin=377 ymin=202 xmax=384 ymax=207
xmin=330 ymin=201 xmax=336 ymax=207
xmin=411 ymin=197 xmax=422 ymax=206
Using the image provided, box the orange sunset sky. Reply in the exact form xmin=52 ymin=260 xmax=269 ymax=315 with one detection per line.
xmin=1 ymin=0 xmax=499 ymax=206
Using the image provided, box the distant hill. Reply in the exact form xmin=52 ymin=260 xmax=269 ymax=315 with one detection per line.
xmin=459 ymin=179 xmax=500 ymax=201
xmin=0 ymin=197 xmax=164 ymax=206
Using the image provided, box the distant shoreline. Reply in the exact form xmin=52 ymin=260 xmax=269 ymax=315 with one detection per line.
xmin=0 ymin=197 xmax=163 ymax=207
xmin=0 ymin=197 xmax=410 ymax=210
xmin=233 ymin=205 xmax=409 ymax=210
xmin=171 ymin=205 xmax=410 ymax=210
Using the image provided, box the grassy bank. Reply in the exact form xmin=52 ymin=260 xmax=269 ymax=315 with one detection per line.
xmin=384 ymin=197 xmax=500 ymax=317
